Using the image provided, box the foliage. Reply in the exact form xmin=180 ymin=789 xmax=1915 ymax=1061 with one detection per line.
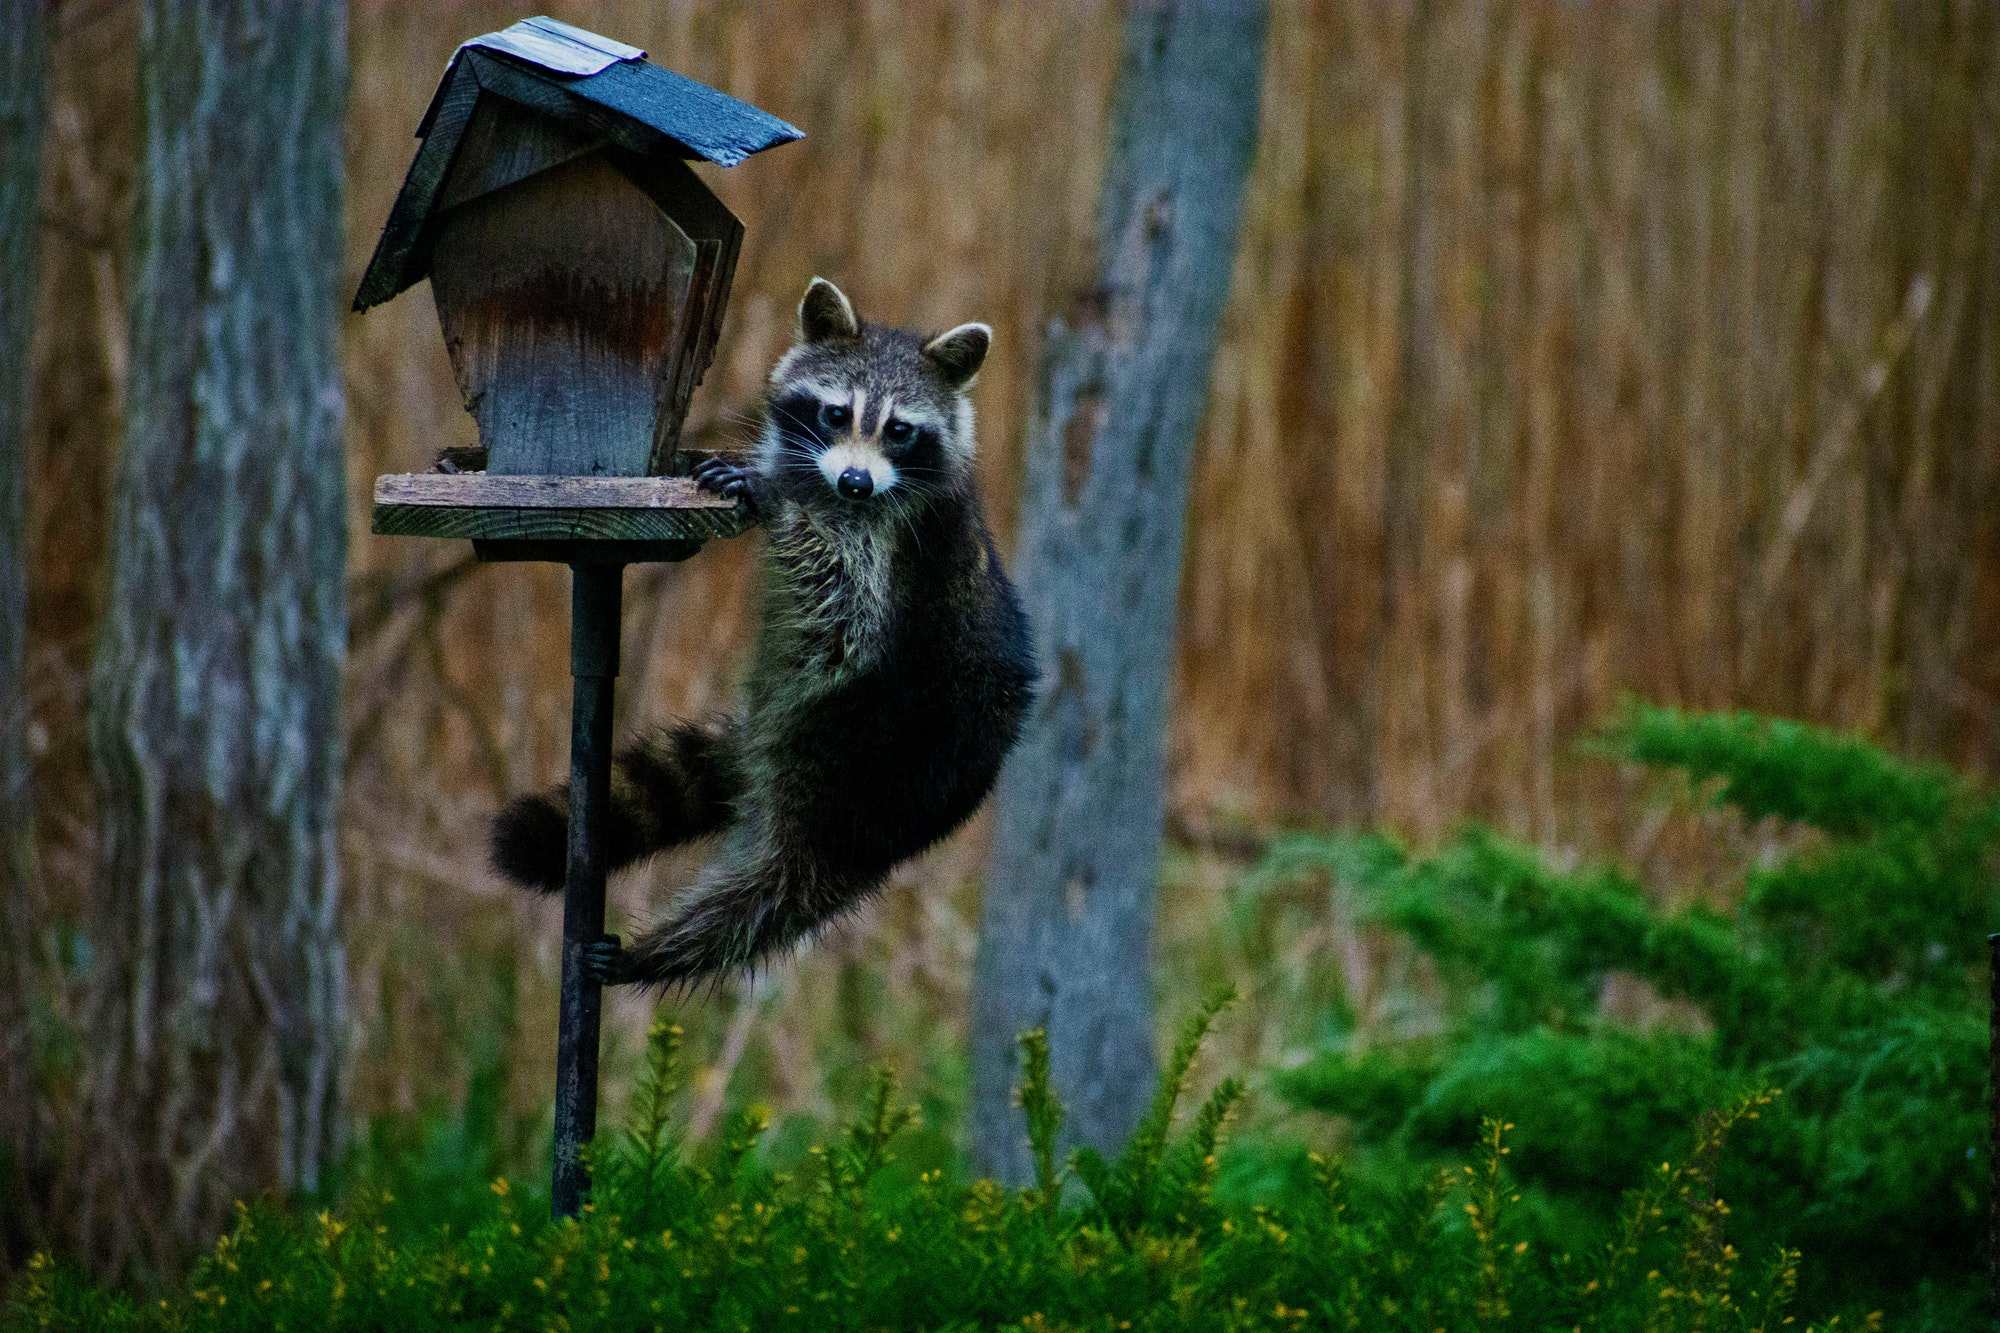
xmin=3 ymin=1011 xmax=1827 ymax=1332
xmin=1263 ymin=704 xmax=1994 ymax=1330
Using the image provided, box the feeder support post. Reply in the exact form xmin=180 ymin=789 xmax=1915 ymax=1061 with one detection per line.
xmin=553 ymin=562 xmax=623 ymax=1218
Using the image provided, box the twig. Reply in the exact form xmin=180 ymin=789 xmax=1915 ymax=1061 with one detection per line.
xmin=348 ymin=550 xmax=481 ymax=651
xmin=1754 ymin=276 xmax=1932 ymax=607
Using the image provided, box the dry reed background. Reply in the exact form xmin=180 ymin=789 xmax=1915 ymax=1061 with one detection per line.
xmin=21 ymin=0 xmax=2000 ymax=1147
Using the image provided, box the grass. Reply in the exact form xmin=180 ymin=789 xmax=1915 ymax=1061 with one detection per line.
xmin=5 ymin=1001 xmax=1839 ymax=1332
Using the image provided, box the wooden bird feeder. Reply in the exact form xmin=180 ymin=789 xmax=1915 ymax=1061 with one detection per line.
xmin=352 ymin=15 xmax=799 ymax=1218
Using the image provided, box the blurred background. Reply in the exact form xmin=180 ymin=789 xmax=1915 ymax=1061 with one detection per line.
xmin=18 ymin=0 xmax=1999 ymax=1254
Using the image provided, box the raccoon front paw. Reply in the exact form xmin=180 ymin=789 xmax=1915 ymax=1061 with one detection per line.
xmin=692 ymin=455 xmax=768 ymax=520
xmin=583 ymin=935 xmax=633 ymax=986
xmin=491 ymin=792 xmax=568 ymax=893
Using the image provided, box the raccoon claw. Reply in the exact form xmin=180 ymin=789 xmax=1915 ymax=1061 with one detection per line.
xmin=693 ymin=457 xmax=765 ymax=518
xmin=583 ymin=935 xmax=633 ymax=987
xmin=691 ymin=456 xmax=739 ymax=488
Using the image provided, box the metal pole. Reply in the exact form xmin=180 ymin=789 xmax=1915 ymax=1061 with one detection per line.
xmin=552 ymin=563 xmax=622 ymax=1219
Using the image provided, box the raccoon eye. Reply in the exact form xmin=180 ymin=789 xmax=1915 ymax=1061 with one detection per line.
xmin=883 ymin=419 xmax=913 ymax=445
xmin=820 ymin=402 xmax=852 ymax=431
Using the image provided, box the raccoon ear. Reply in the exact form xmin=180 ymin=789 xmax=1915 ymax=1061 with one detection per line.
xmin=922 ymin=322 xmax=991 ymax=389
xmin=798 ymin=277 xmax=860 ymax=345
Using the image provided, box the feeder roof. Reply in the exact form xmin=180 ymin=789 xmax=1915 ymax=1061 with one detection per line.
xmin=354 ymin=16 xmax=801 ymax=312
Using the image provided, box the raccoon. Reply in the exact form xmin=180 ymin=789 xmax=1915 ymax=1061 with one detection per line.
xmin=490 ymin=277 xmax=1037 ymax=989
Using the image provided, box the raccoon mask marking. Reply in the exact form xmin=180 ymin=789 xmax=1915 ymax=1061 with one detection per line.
xmin=490 ymin=278 xmax=1036 ymax=990
xmin=757 ymin=277 xmax=990 ymax=514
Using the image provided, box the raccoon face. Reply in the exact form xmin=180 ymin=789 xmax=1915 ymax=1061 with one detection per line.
xmin=761 ymin=278 xmax=990 ymax=512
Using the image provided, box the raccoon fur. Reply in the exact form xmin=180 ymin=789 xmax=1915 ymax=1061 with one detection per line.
xmin=490 ymin=277 xmax=1036 ymax=989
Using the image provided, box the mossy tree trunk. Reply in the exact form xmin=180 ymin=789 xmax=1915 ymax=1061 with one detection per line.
xmin=0 ymin=0 xmax=51 ymax=1256
xmin=969 ymin=2 xmax=1267 ymax=1180
xmin=80 ymin=0 xmax=348 ymax=1271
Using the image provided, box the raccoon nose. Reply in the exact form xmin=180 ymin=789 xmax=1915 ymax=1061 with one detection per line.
xmin=836 ymin=467 xmax=874 ymax=500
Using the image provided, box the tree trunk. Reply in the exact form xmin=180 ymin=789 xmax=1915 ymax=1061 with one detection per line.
xmin=969 ymin=1 xmax=1267 ymax=1181
xmin=0 ymin=0 xmax=51 ymax=1255
xmin=81 ymin=0 xmax=348 ymax=1271
xmin=1372 ymin=0 xmax=1438 ymax=823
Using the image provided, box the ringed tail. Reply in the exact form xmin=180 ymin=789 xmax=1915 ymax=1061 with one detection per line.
xmin=489 ymin=715 xmax=743 ymax=892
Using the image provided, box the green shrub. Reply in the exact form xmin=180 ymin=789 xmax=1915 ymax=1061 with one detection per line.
xmin=5 ymin=1001 xmax=1823 ymax=1332
xmin=1263 ymin=704 xmax=1993 ymax=1329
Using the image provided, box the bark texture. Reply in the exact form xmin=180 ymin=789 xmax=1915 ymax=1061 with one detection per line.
xmin=969 ymin=2 xmax=1267 ymax=1181
xmin=82 ymin=0 xmax=348 ymax=1270
xmin=0 ymin=0 xmax=51 ymax=1249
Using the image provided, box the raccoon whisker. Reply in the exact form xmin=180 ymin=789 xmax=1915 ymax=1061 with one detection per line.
xmin=891 ymin=482 xmax=947 ymax=543
xmin=887 ymin=496 xmax=930 ymax=561
xmin=768 ymin=404 xmax=822 ymax=436
xmin=700 ymin=411 xmax=763 ymax=438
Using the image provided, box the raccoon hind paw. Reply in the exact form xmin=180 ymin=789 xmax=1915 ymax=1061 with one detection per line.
xmin=583 ymin=935 xmax=632 ymax=986
xmin=491 ymin=792 xmax=568 ymax=893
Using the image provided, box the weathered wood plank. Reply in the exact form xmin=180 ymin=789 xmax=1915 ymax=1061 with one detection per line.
xmin=372 ymin=502 xmax=748 ymax=543
xmin=431 ymin=150 xmax=698 ymax=477
xmin=352 ymin=55 xmax=482 ymax=310
xmin=374 ymin=472 xmax=735 ymax=509
xmin=437 ymin=96 xmax=600 ymax=213
xmin=606 ymin=150 xmax=743 ymax=471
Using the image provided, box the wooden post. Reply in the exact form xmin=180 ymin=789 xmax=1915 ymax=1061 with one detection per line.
xmin=553 ymin=563 xmax=622 ymax=1218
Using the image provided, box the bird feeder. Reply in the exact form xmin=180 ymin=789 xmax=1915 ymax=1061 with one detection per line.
xmin=352 ymin=15 xmax=800 ymax=1218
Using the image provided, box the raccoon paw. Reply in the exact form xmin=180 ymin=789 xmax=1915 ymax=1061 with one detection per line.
xmin=583 ymin=935 xmax=633 ymax=986
xmin=692 ymin=456 xmax=768 ymax=519
xmin=490 ymin=792 xmax=568 ymax=893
